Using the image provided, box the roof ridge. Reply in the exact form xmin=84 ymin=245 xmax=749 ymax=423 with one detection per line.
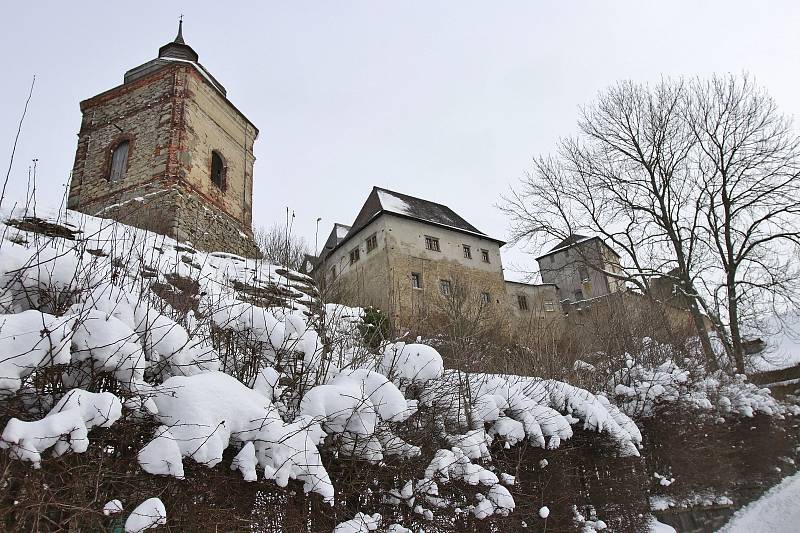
xmin=374 ymin=186 xmax=453 ymax=210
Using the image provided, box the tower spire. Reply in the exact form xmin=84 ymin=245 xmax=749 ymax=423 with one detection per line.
xmin=175 ymin=15 xmax=185 ymax=44
xmin=158 ymin=14 xmax=199 ymax=63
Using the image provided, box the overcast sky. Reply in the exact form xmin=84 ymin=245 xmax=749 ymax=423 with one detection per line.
xmin=1 ymin=2 xmax=799 ymax=280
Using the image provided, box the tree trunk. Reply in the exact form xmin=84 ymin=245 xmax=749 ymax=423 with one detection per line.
xmin=689 ymin=300 xmax=717 ymax=371
xmin=727 ymin=278 xmax=746 ymax=374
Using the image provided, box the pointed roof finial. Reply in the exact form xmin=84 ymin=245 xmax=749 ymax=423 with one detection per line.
xmin=175 ymin=15 xmax=185 ymax=44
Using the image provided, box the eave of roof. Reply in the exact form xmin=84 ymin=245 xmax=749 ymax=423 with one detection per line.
xmin=324 ymin=210 xmax=506 ymax=260
xmin=504 ymin=280 xmax=558 ymax=287
xmin=534 ymin=235 xmax=620 ymax=260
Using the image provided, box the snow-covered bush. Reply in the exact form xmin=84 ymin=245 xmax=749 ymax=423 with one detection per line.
xmin=0 ymin=205 xmax=698 ymax=531
xmin=606 ymin=339 xmax=792 ymax=419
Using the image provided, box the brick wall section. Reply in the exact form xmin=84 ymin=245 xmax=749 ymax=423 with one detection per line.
xmin=68 ymin=62 xmax=259 ymax=257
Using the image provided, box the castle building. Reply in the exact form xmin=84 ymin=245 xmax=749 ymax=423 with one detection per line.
xmin=67 ymin=22 xmax=260 ymax=257
xmin=536 ymin=234 xmax=625 ymax=303
xmin=317 ymin=187 xmax=562 ymax=338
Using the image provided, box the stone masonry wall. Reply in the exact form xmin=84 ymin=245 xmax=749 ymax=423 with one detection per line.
xmin=82 ymin=182 xmax=260 ymax=257
xmin=68 ymin=67 xmax=175 ymax=211
xmin=68 ymin=62 xmax=259 ymax=257
xmin=182 ymin=70 xmax=257 ymax=228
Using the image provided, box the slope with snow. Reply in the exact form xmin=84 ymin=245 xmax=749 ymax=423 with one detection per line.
xmin=715 ymin=472 xmax=800 ymax=533
xmin=0 ymin=205 xmax=791 ymax=530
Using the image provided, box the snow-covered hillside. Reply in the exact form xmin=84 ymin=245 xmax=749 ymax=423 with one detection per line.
xmin=0 ymin=205 xmax=794 ymax=532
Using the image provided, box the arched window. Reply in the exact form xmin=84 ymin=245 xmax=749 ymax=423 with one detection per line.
xmin=109 ymin=140 xmax=129 ymax=182
xmin=211 ymin=151 xmax=225 ymax=190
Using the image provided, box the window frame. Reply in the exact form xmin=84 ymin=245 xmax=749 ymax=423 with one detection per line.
xmin=108 ymin=139 xmax=130 ymax=183
xmin=349 ymin=247 xmax=360 ymax=265
xmin=425 ymin=235 xmax=441 ymax=252
xmin=481 ymin=292 xmax=491 ymax=305
xmin=481 ymin=249 xmax=490 ymax=263
xmin=517 ymin=294 xmax=529 ymax=311
xmin=463 ymin=244 xmax=472 ymax=259
xmin=411 ymin=272 xmax=422 ymax=289
xmin=543 ymin=300 xmax=555 ymax=312
xmin=366 ymin=233 xmax=378 ymax=253
xmin=439 ymin=279 xmax=452 ymax=296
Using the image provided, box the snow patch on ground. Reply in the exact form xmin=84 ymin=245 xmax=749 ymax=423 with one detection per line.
xmin=716 ymin=471 xmax=800 ymax=532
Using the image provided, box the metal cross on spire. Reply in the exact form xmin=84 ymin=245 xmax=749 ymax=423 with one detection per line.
xmin=174 ymin=15 xmax=185 ymax=44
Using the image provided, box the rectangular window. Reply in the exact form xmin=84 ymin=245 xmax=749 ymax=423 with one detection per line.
xmin=366 ymin=234 xmax=378 ymax=253
xmin=109 ymin=141 xmax=129 ymax=183
xmin=349 ymin=247 xmax=360 ymax=265
xmin=481 ymin=249 xmax=490 ymax=263
xmin=425 ymin=236 xmax=440 ymax=252
xmin=481 ymin=292 xmax=491 ymax=305
xmin=543 ymin=300 xmax=555 ymax=312
xmin=411 ymin=272 xmax=421 ymax=289
xmin=463 ymin=245 xmax=472 ymax=259
xmin=574 ymin=289 xmax=584 ymax=301
xmin=439 ymin=279 xmax=452 ymax=296
xmin=517 ymin=294 xmax=529 ymax=311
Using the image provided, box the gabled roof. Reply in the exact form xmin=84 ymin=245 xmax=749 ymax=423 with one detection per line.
xmin=324 ymin=187 xmax=504 ymax=260
xmin=535 ymin=234 xmax=620 ymax=260
xmin=320 ymin=223 xmax=351 ymax=257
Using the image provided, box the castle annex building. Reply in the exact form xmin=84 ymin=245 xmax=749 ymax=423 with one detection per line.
xmin=67 ymin=22 xmax=260 ymax=257
xmin=536 ymin=234 xmax=625 ymax=303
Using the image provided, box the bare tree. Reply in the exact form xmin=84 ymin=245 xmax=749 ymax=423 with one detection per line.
xmin=255 ymin=223 xmax=311 ymax=272
xmin=503 ymin=79 xmax=718 ymax=367
xmin=689 ymin=75 xmax=800 ymax=373
xmin=503 ymin=75 xmax=800 ymax=374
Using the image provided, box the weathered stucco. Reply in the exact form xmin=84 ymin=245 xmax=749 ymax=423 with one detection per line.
xmin=67 ymin=60 xmax=259 ymax=257
xmin=537 ymin=238 xmax=625 ymax=302
xmin=323 ymin=212 xmax=563 ymax=336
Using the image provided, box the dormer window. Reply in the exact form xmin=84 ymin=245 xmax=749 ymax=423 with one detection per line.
xmin=109 ymin=140 xmax=129 ymax=182
xmin=211 ymin=151 xmax=226 ymax=190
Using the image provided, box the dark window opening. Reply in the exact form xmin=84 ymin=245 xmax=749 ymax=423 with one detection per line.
xmin=349 ymin=247 xmax=360 ymax=265
xmin=463 ymin=245 xmax=472 ymax=259
xmin=481 ymin=292 xmax=491 ymax=305
xmin=211 ymin=151 xmax=225 ymax=190
xmin=109 ymin=140 xmax=129 ymax=182
xmin=481 ymin=249 xmax=490 ymax=263
xmin=411 ymin=272 xmax=421 ymax=289
xmin=425 ymin=236 xmax=440 ymax=252
xmin=517 ymin=295 xmax=529 ymax=311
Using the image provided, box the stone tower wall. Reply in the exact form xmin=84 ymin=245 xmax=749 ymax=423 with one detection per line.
xmin=182 ymin=71 xmax=257 ymax=228
xmin=68 ymin=67 xmax=176 ymax=212
xmin=68 ymin=63 xmax=260 ymax=257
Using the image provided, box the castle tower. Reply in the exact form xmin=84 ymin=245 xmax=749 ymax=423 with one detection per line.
xmin=67 ymin=21 xmax=260 ymax=256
